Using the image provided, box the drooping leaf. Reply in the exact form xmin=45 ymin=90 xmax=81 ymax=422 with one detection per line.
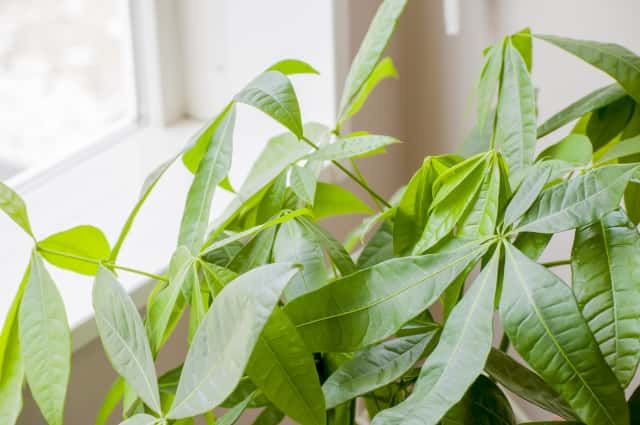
xmin=372 ymin=248 xmax=499 ymax=425
xmin=285 ymin=240 xmax=487 ymax=352
xmin=337 ymin=57 xmax=398 ymax=127
xmin=496 ymin=40 xmax=537 ymax=185
xmin=458 ymin=157 xmax=501 ymax=238
xmin=246 ymin=308 xmax=325 ymax=425
xmin=178 ymin=104 xmax=236 ymax=254
xmin=267 ymin=59 xmax=319 ymax=75
xmin=484 ymin=349 xmax=578 ymax=420
xmin=93 ymin=266 xmax=161 ymax=414
xmin=500 ymin=242 xmax=628 ymax=425
xmin=19 ymin=253 xmax=71 ymax=425
xmin=119 ymin=413 xmax=158 ymax=425
xmin=273 ymin=219 xmax=328 ymax=301
xmin=337 ymin=0 xmax=408 ymax=122
xmin=312 ymin=182 xmax=372 ymax=219
xmin=356 ymin=221 xmax=394 ymax=269
xmin=536 ymin=34 xmax=640 ymax=103
xmin=290 ymin=165 xmax=317 ymax=205
xmin=323 ymin=330 xmax=438 ymax=409
xmin=537 ymin=134 xmax=593 ymax=166
xmin=305 ymin=135 xmax=398 ymax=162
xmin=597 ymin=134 xmax=640 ymax=163
xmin=538 ymin=83 xmax=627 ymax=138
xmin=571 ymin=209 xmax=640 ymax=387
xmin=465 ymin=375 xmax=516 ymax=425
xmin=167 ymin=263 xmax=300 ymax=419
xmin=234 ymin=71 xmax=303 ymax=138
xmin=95 ymin=378 xmax=124 ymax=425
xmin=516 ymin=164 xmax=638 ymax=233
xmin=586 ymin=96 xmax=635 ymax=151
xmin=0 ymin=181 xmax=33 ymax=237
xmin=296 ymin=216 xmax=356 ymax=276
xmin=38 ymin=225 xmax=111 ymax=275
xmin=503 ymin=163 xmax=553 ymax=228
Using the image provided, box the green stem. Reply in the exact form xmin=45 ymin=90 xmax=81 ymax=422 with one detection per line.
xmin=36 ymin=246 xmax=168 ymax=282
xmin=301 ymin=136 xmax=391 ymax=209
xmin=541 ymin=259 xmax=571 ymax=268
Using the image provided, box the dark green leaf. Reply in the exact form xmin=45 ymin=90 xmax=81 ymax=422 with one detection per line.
xmin=465 ymin=375 xmax=515 ymax=425
xmin=253 ymin=406 xmax=285 ymax=425
xmin=630 ymin=384 xmax=640 ymax=425
xmin=312 ymin=182 xmax=372 ymax=219
xmin=586 ymin=96 xmax=634 ymax=151
xmin=511 ymin=28 xmax=532 ymax=71
xmin=217 ymin=392 xmax=256 ymax=425
xmin=38 ymin=225 xmax=111 ymax=275
xmin=0 ymin=181 xmax=33 ymax=237
xmin=267 ymin=59 xmax=319 ymax=75
xmin=227 ymin=226 xmax=277 ymax=273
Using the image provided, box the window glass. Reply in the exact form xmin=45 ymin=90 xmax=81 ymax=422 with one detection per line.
xmin=0 ymin=0 xmax=136 ymax=180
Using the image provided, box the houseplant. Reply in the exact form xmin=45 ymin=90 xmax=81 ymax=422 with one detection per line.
xmin=2 ymin=0 xmax=640 ymax=424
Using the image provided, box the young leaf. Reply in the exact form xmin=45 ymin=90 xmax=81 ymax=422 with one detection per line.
xmin=0 ymin=181 xmax=33 ymax=237
xmin=119 ymin=414 xmax=158 ymax=425
xmin=503 ymin=163 xmax=553 ymax=228
xmin=516 ymin=164 xmax=638 ymax=233
xmin=537 ymin=134 xmax=593 ymax=166
xmin=285 ymin=240 xmax=487 ymax=352
xmin=372 ymin=248 xmax=499 ymax=425
xmin=337 ymin=57 xmax=398 ymax=127
xmin=200 ymin=261 xmax=237 ymax=297
xmin=458 ymin=157 xmax=501 ymax=238
xmin=571 ymin=209 xmax=640 ymax=387
xmin=500 ymin=242 xmax=629 ymax=425
xmin=322 ymin=330 xmax=438 ymax=409
xmin=485 ymin=349 xmax=578 ymax=420
xmin=431 ymin=153 xmax=485 ymax=207
xmin=290 ymin=165 xmax=317 ymax=205
xmin=356 ymin=221 xmax=394 ymax=269
xmin=511 ymin=28 xmax=533 ymax=71
xmin=178 ymin=104 xmax=236 ymax=254
xmin=167 ymin=263 xmax=300 ymax=419
xmin=267 ymin=59 xmax=319 ymax=75
xmin=234 ymin=71 xmax=303 ymax=138
xmin=273 ymin=219 xmax=328 ymax=301
xmin=312 ymin=182 xmax=372 ymax=219
xmin=246 ymin=308 xmax=325 ymax=425
xmin=38 ymin=225 xmax=111 ymax=275
xmin=305 ymin=135 xmax=398 ymax=162
xmin=19 ymin=253 xmax=71 ymax=425
xmin=537 ymin=34 xmax=640 ymax=103
xmin=337 ymin=0 xmax=407 ymax=122
xmin=93 ymin=266 xmax=161 ymax=414
xmin=496 ymin=40 xmax=537 ymax=185
xmin=476 ymin=39 xmax=505 ymax=133
xmin=296 ymin=216 xmax=356 ymax=276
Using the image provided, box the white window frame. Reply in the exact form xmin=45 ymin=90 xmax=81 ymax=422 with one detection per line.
xmin=0 ymin=0 xmax=340 ymax=351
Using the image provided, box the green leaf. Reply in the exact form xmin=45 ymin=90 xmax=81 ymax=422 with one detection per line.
xmin=356 ymin=221 xmax=394 ymax=269
xmin=93 ymin=266 xmax=161 ymax=414
xmin=167 ymin=263 xmax=300 ymax=419
xmin=323 ymin=330 xmax=438 ymax=409
xmin=267 ymin=59 xmax=319 ymax=75
xmin=539 ymin=84 xmax=627 ymax=139
xmin=290 ymin=165 xmax=317 ymax=205
xmin=503 ymin=163 xmax=553 ymax=228
xmin=511 ymin=28 xmax=533 ymax=71
xmin=587 ymin=96 xmax=635 ymax=151
xmin=476 ymin=39 xmax=504 ymax=133
xmin=19 ymin=253 xmax=70 ymax=425
xmin=571 ymin=209 xmax=640 ymax=387
xmin=431 ymin=153 xmax=485 ymax=207
xmin=119 ymin=413 xmax=158 ymax=425
xmin=537 ymin=34 xmax=640 ymax=103
xmin=296 ymin=216 xmax=356 ymax=276
xmin=305 ymin=135 xmax=398 ymax=162
xmin=458 ymin=157 xmax=501 ymax=238
xmin=227 ymin=226 xmax=277 ymax=274
xmin=393 ymin=157 xmax=439 ymax=255
xmin=372 ymin=248 xmax=499 ymax=425
xmin=337 ymin=57 xmax=398 ymax=127
xmin=0 ymin=307 xmax=24 ymax=425
xmin=496 ymin=40 xmax=537 ymax=185
xmin=0 ymin=263 xmax=29 ymax=379
xmin=465 ymin=375 xmax=515 ymax=425
xmin=218 ymin=392 xmax=256 ymax=425
xmin=256 ymin=172 xmax=288 ymax=224
xmin=538 ymin=134 xmax=593 ymax=166
xmin=597 ymin=134 xmax=640 ymax=163
xmin=273 ymin=219 xmax=328 ymax=301
xmin=312 ymin=182 xmax=372 ymax=219
xmin=179 ymin=103 xmax=236 ymax=254
xmin=517 ymin=164 xmax=637 ymax=233
xmin=285 ymin=240 xmax=487 ymax=352
xmin=234 ymin=71 xmax=303 ymax=138
xmin=500 ymin=242 xmax=628 ymax=425
xmin=252 ymin=406 xmax=285 ymax=425
xmin=146 ymin=247 xmax=193 ymax=353
xmin=187 ymin=273 xmax=207 ymax=345
xmin=513 ymin=232 xmax=552 ymax=261
xmin=0 ymin=181 xmax=33 ymax=237
xmin=246 ymin=308 xmax=325 ymax=425
xmin=630 ymin=384 xmax=640 ymax=425
xmin=484 ymin=349 xmax=578 ymax=420
xmin=337 ymin=0 xmax=407 ymax=122
xmin=182 ymin=102 xmax=233 ymax=174
xmin=38 ymin=225 xmax=111 ymax=275
xmin=95 ymin=378 xmax=124 ymax=425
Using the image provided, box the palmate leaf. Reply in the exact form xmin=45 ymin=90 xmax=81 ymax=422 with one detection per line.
xmin=322 ymin=329 xmax=439 ymax=409
xmin=246 ymin=308 xmax=325 ymax=425
xmin=537 ymin=35 xmax=640 ymax=103
xmin=19 ymin=252 xmax=71 ymax=425
xmin=571 ymin=209 xmax=640 ymax=387
xmin=285 ymin=239 xmax=488 ymax=352
xmin=38 ymin=225 xmax=111 ymax=275
xmin=500 ymin=242 xmax=628 ymax=425
xmin=227 ymin=226 xmax=277 ymax=274
xmin=167 ymin=263 xmax=300 ymax=419
xmin=516 ymin=164 xmax=638 ymax=233
xmin=372 ymin=247 xmax=499 ymax=425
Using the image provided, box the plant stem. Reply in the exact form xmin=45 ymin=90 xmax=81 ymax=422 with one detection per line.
xmin=301 ymin=135 xmax=391 ymax=209
xmin=541 ymin=259 xmax=571 ymax=268
xmin=36 ymin=246 xmax=168 ymax=282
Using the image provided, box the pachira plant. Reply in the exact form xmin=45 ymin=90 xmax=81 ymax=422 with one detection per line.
xmin=3 ymin=1 xmax=640 ymax=425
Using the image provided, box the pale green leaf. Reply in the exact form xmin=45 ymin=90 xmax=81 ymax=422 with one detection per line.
xmin=312 ymin=182 xmax=372 ymax=219
xmin=95 ymin=378 xmax=124 ymax=425
xmin=119 ymin=413 xmax=158 ymax=425
xmin=227 ymin=226 xmax=277 ymax=274
xmin=305 ymin=135 xmax=398 ymax=162
xmin=167 ymin=263 xmax=300 ymax=419
xmin=458 ymin=157 xmax=501 ymax=238
xmin=503 ymin=162 xmax=553 ymax=228
xmin=538 ymin=134 xmax=593 ymax=166
xmin=267 ymin=59 xmax=319 ymax=75
xmin=290 ymin=165 xmax=317 ymax=205
xmin=296 ymin=216 xmax=356 ymax=276
xmin=38 ymin=225 xmax=111 ymax=275
xmin=93 ymin=266 xmax=161 ymax=414
xmin=0 ymin=310 xmax=23 ymax=425
xmin=0 ymin=182 xmax=33 ymax=237
xmin=586 ymin=96 xmax=634 ymax=151
xmin=476 ymin=39 xmax=504 ymax=133
xmin=217 ymin=392 xmax=256 ymax=425
xmin=182 ymin=102 xmax=234 ymax=174
xmin=356 ymin=221 xmax=394 ymax=269
xmin=597 ymin=134 xmax=640 ymax=163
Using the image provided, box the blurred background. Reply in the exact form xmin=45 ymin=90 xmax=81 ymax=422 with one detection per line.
xmin=2 ymin=0 xmax=639 ymax=423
